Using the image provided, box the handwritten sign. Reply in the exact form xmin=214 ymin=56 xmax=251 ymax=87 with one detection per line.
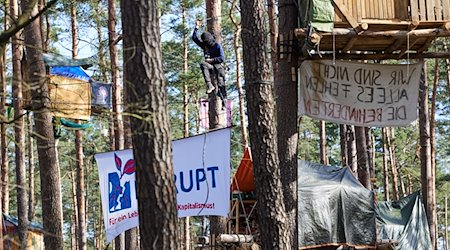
xmin=298 ymin=60 xmax=423 ymax=127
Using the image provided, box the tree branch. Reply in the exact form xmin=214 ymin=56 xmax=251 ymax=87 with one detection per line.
xmin=0 ymin=0 xmax=58 ymax=45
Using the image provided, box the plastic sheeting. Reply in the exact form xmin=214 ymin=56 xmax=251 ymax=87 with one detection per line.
xmin=298 ymin=160 xmax=376 ymax=249
xmin=230 ymin=148 xmax=254 ymax=192
xmin=50 ymin=66 xmax=92 ymax=82
xmin=43 ymin=53 xmax=95 ymax=68
xmin=299 ymin=0 xmax=334 ymax=32
xmin=376 ymin=192 xmax=431 ymax=250
xmin=48 ymin=75 xmax=91 ymax=120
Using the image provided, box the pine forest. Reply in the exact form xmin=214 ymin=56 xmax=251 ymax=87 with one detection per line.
xmin=0 ymin=0 xmax=449 ymax=249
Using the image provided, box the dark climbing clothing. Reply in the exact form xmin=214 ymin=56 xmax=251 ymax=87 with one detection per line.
xmin=192 ymin=28 xmax=227 ymax=98
xmin=192 ymin=28 xmax=225 ymax=64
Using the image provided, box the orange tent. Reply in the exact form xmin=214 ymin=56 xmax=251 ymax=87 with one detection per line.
xmin=231 ymin=148 xmax=255 ymax=192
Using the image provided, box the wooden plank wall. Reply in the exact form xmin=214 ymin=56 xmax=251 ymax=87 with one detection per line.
xmin=334 ymin=0 xmax=407 ymax=22
xmin=333 ymin=0 xmax=450 ymax=24
xmin=410 ymin=0 xmax=450 ymax=21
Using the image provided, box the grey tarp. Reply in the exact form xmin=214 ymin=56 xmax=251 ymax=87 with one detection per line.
xmin=298 ymin=160 xmax=376 ymax=249
xmin=376 ymin=192 xmax=431 ymax=250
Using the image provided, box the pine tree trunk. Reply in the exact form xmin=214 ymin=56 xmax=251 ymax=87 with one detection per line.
xmin=419 ymin=62 xmax=436 ymax=248
xmin=108 ymin=0 xmax=131 ymax=248
xmin=121 ymin=1 xmax=179 ymax=249
xmin=355 ymin=126 xmax=371 ymax=189
xmin=319 ymin=121 xmax=328 ymax=165
xmin=366 ymin=127 xmax=375 ymax=180
xmin=229 ymin=0 xmax=248 ymax=149
xmin=386 ymin=128 xmax=400 ymax=201
xmin=75 ymin=128 xmax=86 ymax=250
xmin=27 ymin=113 xmax=35 ymax=221
xmin=275 ymin=0 xmax=299 ymax=247
xmin=1 ymin=36 xmax=9 ymax=214
xmin=407 ymin=174 xmax=413 ymax=195
xmin=94 ymin=0 xmax=107 ymax=82
xmin=38 ymin=0 xmax=50 ymax=51
xmin=399 ymin=174 xmax=407 ymax=197
xmin=347 ymin=125 xmax=357 ymax=174
xmin=12 ymin=0 xmax=29 ymax=246
xmin=70 ymin=2 xmax=87 ymax=248
xmin=205 ymin=0 xmax=226 ymax=129
xmin=339 ymin=124 xmax=348 ymax=166
xmin=22 ymin=0 xmax=64 ymax=248
xmin=69 ymin=169 xmax=78 ymax=250
xmin=240 ymin=0 xmax=290 ymax=248
xmin=430 ymin=59 xmax=438 ymax=240
xmin=445 ymin=196 xmax=448 ymax=250
xmin=181 ymin=2 xmax=191 ymax=248
xmin=121 ymin=17 xmax=139 ymax=250
xmin=205 ymin=0 xmax=228 ymax=239
xmin=0 ymin=3 xmax=8 ymax=246
xmin=267 ymin=0 xmax=278 ymax=73
xmin=381 ymin=128 xmax=390 ymax=201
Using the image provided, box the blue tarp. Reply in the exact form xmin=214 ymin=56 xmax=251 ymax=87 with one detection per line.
xmin=50 ymin=66 xmax=92 ymax=82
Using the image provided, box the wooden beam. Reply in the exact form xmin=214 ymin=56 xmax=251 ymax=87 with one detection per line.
xmin=397 ymin=39 xmax=420 ymax=59
xmin=417 ymin=37 xmax=434 ymax=53
xmin=385 ymin=39 xmax=404 ymax=54
xmin=295 ymin=27 xmax=450 ymax=39
xmin=332 ymin=1 xmax=359 ymax=29
xmin=383 ymin=21 xmax=419 ymax=54
xmin=302 ymin=51 xmax=450 ymax=60
xmin=442 ymin=22 xmax=450 ymax=31
xmin=342 ymin=36 xmax=358 ymax=52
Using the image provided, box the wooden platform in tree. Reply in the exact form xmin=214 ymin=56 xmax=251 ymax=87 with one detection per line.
xmin=295 ymin=0 xmax=450 ymax=60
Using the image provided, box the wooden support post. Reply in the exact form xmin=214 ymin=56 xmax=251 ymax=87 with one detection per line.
xmin=235 ymin=199 xmax=239 ymax=234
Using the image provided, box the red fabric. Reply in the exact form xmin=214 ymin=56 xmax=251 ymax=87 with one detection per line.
xmin=231 ymin=148 xmax=255 ymax=192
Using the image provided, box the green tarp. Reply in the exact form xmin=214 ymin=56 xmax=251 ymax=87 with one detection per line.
xmin=298 ymin=160 xmax=376 ymax=249
xmin=376 ymin=192 xmax=432 ymax=250
xmin=43 ymin=53 xmax=95 ymax=68
xmin=299 ymin=0 xmax=334 ymax=32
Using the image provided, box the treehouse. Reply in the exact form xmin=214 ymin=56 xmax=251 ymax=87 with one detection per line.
xmin=296 ymin=0 xmax=450 ymax=60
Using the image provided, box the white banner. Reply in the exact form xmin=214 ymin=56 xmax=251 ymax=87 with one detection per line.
xmin=298 ymin=60 xmax=423 ymax=127
xmin=173 ymin=128 xmax=231 ymax=217
xmin=95 ymin=149 xmax=138 ymax=243
xmin=95 ymin=128 xmax=231 ymax=241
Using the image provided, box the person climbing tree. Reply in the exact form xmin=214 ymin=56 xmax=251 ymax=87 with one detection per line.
xmin=192 ymin=19 xmax=227 ymax=102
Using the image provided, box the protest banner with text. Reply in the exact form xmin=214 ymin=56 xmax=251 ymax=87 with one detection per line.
xmin=298 ymin=60 xmax=423 ymax=127
xmin=95 ymin=128 xmax=231 ymax=242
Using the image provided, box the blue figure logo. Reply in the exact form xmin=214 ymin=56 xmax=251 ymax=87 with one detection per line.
xmin=108 ymin=153 xmax=135 ymax=213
